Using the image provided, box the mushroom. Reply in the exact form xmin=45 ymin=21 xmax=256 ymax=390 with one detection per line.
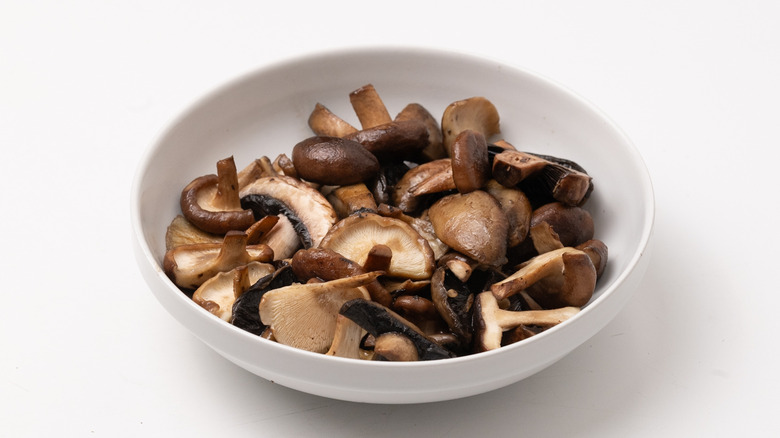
xmin=308 ymin=102 xmax=359 ymax=137
xmin=430 ymin=266 xmax=475 ymax=347
xmin=427 ymin=190 xmax=509 ymax=266
xmin=374 ymin=332 xmax=419 ymax=361
xmin=325 ymin=314 xmax=366 ymax=359
xmin=258 ymin=272 xmax=379 ymax=353
xmin=180 ymin=156 xmax=256 ymax=235
xmin=325 ymin=183 xmax=378 ymax=219
xmin=450 ymin=129 xmax=490 ymax=194
xmin=490 ymin=247 xmax=597 ymax=308
xmin=290 ymin=247 xmax=393 ymax=307
xmin=339 ymin=299 xmax=456 ymax=360
xmin=484 ymin=179 xmax=533 ymax=248
xmin=163 ymin=231 xmax=274 ymax=290
xmin=231 ymin=263 xmax=297 ymax=336
xmin=395 ymin=103 xmax=445 ymax=161
xmin=472 ymin=291 xmax=579 ymax=352
xmin=391 ymin=295 xmax=446 ymax=335
xmin=319 ymin=212 xmax=435 ymax=281
xmin=165 ymin=215 xmax=222 ymax=251
xmin=441 ymin=97 xmax=500 ymax=155
xmin=349 ymin=83 xmax=393 ymax=129
xmin=376 ymin=204 xmax=450 ymax=261
xmin=291 ymin=136 xmax=380 ymax=186
xmin=344 ymin=119 xmax=430 ymax=163
xmin=531 ymin=202 xmax=594 ymax=248
xmin=391 ymin=158 xmax=454 ymax=213
xmin=491 ymin=150 xmax=549 ymax=187
xmin=240 ymin=175 xmax=338 ymax=249
xmin=576 ymin=239 xmax=608 ymax=278
xmin=192 ymin=262 xmax=275 ymax=321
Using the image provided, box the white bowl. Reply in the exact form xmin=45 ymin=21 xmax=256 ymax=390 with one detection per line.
xmin=131 ymin=47 xmax=654 ymax=404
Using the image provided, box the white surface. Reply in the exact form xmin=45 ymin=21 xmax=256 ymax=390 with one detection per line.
xmin=132 ymin=47 xmax=654 ymax=404
xmin=2 ymin=0 xmax=777 ymax=435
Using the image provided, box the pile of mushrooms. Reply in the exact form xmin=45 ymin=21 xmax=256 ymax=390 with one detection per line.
xmin=163 ymin=84 xmax=608 ymax=361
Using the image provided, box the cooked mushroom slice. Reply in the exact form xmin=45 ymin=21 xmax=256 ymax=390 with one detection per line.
xmin=491 ymin=150 xmax=549 ymax=187
xmin=308 ymin=102 xmax=359 ymax=137
xmin=291 ymin=136 xmax=380 ymax=186
xmin=163 ymin=231 xmax=274 ymax=290
xmin=240 ymin=175 xmax=338 ymax=249
xmin=430 ymin=266 xmax=474 ymax=346
xmin=349 ymin=84 xmax=393 ymax=129
xmin=193 ymin=262 xmax=275 ymax=321
xmin=325 ymin=314 xmax=366 ymax=359
xmin=515 ymin=156 xmax=593 ymax=207
xmin=576 ymin=239 xmax=608 ymax=278
xmin=392 ymin=158 xmax=454 ymax=213
xmin=344 ymin=119 xmax=429 ymax=163
xmin=529 ymin=221 xmax=565 ymax=254
xmin=244 ymin=215 xmax=280 ymax=245
xmin=339 ymin=299 xmax=456 ymax=360
xmin=272 ymin=153 xmax=297 ymax=178
xmin=165 ymin=215 xmax=223 ymax=251
xmin=441 ymin=97 xmax=500 ymax=155
xmin=391 ymin=295 xmax=445 ymax=335
xmin=369 ymin=161 xmax=413 ymax=206
xmin=428 ymin=191 xmax=509 ymax=266
xmin=374 ymin=332 xmax=419 ymax=362
xmin=362 ymin=244 xmax=392 ymax=274
xmin=473 ymin=291 xmax=579 ymax=352
xmin=258 ymin=272 xmax=378 ymax=353
xmin=531 ymin=202 xmax=594 ymax=248
xmin=320 ymin=212 xmax=435 ymax=280
xmin=237 ymin=157 xmax=275 ymax=189
xmin=490 ymin=247 xmax=597 ymax=308
xmin=484 ymin=180 xmax=533 ymax=248
xmin=326 ymin=183 xmax=378 ymax=219
xmin=231 ymin=263 xmax=297 ymax=336
xmin=377 ymin=204 xmax=449 ymax=260
xmin=290 ymin=247 xmax=392 ymax=307
xmin=255 ymin=214 xmax=299 ymax=260
xmin=450 ymin=129 xmax=490 ymax=194
xmin=180 ymin=156 xmax=256 ymax=234
xmin=529 ymin=152 xmax=594 ymax=204
xmin=395 ymin=103 xmax=445 ymax=161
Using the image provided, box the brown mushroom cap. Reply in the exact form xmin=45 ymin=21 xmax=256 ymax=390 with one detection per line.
xmin=427 ymin=191 xmax=509 ymax=266
xmin=484 ymin=180 xmax=533 ymax=248
xmin=192 ymin=262 xmax=275 ymax=321
xmin=392 ymin=159 xmax=454 ymax=213
xmin=395 ymin=103 xmax=445 ymax=161
xmin=291 ymin=136 xmax=380 ymax=186
xmin=344 ymin=120 xmax=429 ymax=162
xmin=441 ymin=97 xmax=500 ymax=155
xmin=180 ymin=157 xmax=256 ymax=235
xmin=531 ymin=202 xmax=594 ymax=248
xmin=451 ymin=129 xmax=490 ymax=194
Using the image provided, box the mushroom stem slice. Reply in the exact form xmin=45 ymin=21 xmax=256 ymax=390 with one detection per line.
xmin=374 ymin=332 xmax=419 ymax=361
xmin=349 ymin=84 xmax=393 ymax=129
xmin=326 ymin=314 xmax=366 ymax=359
xmin=308 ymin=102 xmax=359 ymax=137
xmin=474 ymin=291 xmax=579 ymax=352
xmin=213 ymin=156 xmax=243 ymax=211
xmin=491 ymin=150 xmax=549 ymax=187
xmin=192 ymin=262 xmax=275 ymax=321
xmin=490 ymin=247 xmax=597 ymax=307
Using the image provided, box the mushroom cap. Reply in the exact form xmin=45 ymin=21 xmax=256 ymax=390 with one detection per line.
xmin=258 ymin=272 xmax=378 ymax=353
xmin=441 ymin=97 xmax=500 ymax=155
xmin=291 ymin=136 xmax=380 ymax=186
xmin=395 ymin=103 xmax=445 ymax=161
xmin=344 ymin=120 xmax=429 ymax=163
xmin=165 ymin=215 xmax=222 ymax=251
xmin=320 ymin=212 xmax=435 ymax=280
xmin=392 ymin=158 xmax=454 ymax=213
xmin=192 ymin=262 xmax=275 ymax=321
xmin=450 ymin=129 xmax=490 ymax=194
xmin=240 ymin=175 xmax=338 ymax=248
xmin=531 ymin=202 xmax=594 ymax=248
xmin=427 ymin=191 xmax=509 ymax=266
xmin=484 ymin=180 xmax=533 ymax=248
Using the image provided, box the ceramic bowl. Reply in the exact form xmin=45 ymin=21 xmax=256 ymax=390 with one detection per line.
xmin=131 ymin=47 xmax=654 ymax=404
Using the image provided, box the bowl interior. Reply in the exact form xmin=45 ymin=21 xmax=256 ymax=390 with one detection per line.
xmin=132 ymin=47 xmax=654 ymax=403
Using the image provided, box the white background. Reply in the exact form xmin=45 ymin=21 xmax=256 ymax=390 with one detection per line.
xmin=2 ymin=1 xmax=778 ymax=436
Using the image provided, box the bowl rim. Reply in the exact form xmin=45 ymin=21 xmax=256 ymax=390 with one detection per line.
xmin=130 ymin=45 xmax=656 ymax=369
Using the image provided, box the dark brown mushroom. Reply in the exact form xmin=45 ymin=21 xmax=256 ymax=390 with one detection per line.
xmin=531 ymin=202 xmax=594 ymax=248
xmin=395 ymin=103 xmax=445 ymax=161
xmin=450 ymin=129 xmax=490 ymax=194
xmin=291 ymin=136 xmax=380 ymax=186
xmin=180 ymin=156 xmax=256 ymax=235
xmin=441 ymin=97 xmax=501 ymax=156
xmin=484 ymin=180 xmax=533 ymax=248
xmin=344 ymin=119 xmax=429 ymax=163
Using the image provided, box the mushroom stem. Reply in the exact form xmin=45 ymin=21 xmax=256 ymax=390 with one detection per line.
xmin=374 ymin=332 xmax=419 ymax=361
xmin=213 ymin=156 xmax=243 ymax=210
xmin=349 ymin=84 xmax=392 ymax=129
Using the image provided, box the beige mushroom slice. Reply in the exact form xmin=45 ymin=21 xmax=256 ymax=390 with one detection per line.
xmin=473 ymin=291 xmax=579 ymax=352
xmin=490 ymin=246 xmax=597 ymax=308
xmin=240 ymin=175 xmax=338 ymax=248
xmin=192 ymin=262 xmax=275 ymax=321
xmin=325 ymin=183 xmax=378 ymax=219
xmin=529 ymin=221 xmax=565 ymax=254
xmin=428 ymin=191 xmax=509 ymax=267
xmin=391 ymin=158 xmax=454 ymax=213
xmin=163 ymin=231 xmax=274 ymax=290
xmin=376 ymin=204 xmax=450 ymax=261
xmin=165 ymin=215 xmax=223 ymax=251
xmin=374 ymin=332 xmax=419 ymax=361
xmin=320 ymin=212 xmax=435 ymax=280
xmin=258 ymin=272 xmax=378 ymax=353
xmin=325 ymin=314 xmax=366 ymax=359
xmin=484 ymin=180 xmax=533 ymax=248
xmin=180 ymin=156 xmax=256 ymax=235
xmin=255 ymin=214 xmax=299 ymax=260
xmin=441 ymin=97 xmax=500 ymax=155
xmin=395 ymin=103 xmax=446 ymax=161
xmin=349 ymin=84 xmax=393 ymax=129
xmin=308 ymin=102 xmax=359 ymax=137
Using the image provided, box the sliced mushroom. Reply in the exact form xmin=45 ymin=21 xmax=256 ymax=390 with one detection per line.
xmin=428 ymin=191 xmax=509 ymax=266
xmin=473 ymin=291 xmax=579 ymax=352
xmin=163 ymin=231 xmax=274 ymax=290
xmin=531 ymin=202 xmax=594 ymax=248
xmin=392 ymin=159 xmax=454 ymax=213
xmin=240 ymin=175 xmax=338 ymax=249
xmin=511 ymin=155 xmax=593 ymax=207
xmin=180 ymin=156 xmax=256 ymax=234
xmin=374 ymin=332 xmax=419 ymax=361
xmin=349 ymin=84 xmax=393 ymax=129
xmin=325 ymin=183 xmax=378 ymax=219
xmin=320 ymin=212 xmax=435 ymax=280
xmin=255 ymin=214 xmax=299 ymax=260
xmin=491 ymin=150 xmax=548 ymax=187
xmin=258 ymin=272 xmax=379 ymax=353
xmin=339 ymin=299 xmax=455 ymax=360
xmin=529 ymin=221 xmax=565 ymax=254
xmin=344 ymin=120 xmax=429 ymax=163
xmin=430 ymin=266 xmax=474 ymax=346
xmin=490 ymin=247 xmax=597 ymax=308
xmin=290 ymin=247 xmax=392 ymax=307
xmin=325 ymin=314 xmax=366 ymax=359
xmin=441 ymin=97 xmax=500 ymax=155
xmin=376 ymin=203 xmax=449 ymax=260
xmin=165 ymin=215 xmax=222 ymax=251
xmin=450 ymin=129 xmax=490 ymax=194
xmin=391 ymin=295 xmax=445 ymax=335
xmin=576 ymin=239 xmax=608 ymax=278
xmin=308 ymin=102 xmax=359 ymax=137
xmin=231 ymin=263 xmax=297 ymax=336
xmin=291 ymin=136 xmax=380 ymax=186
xmin=192 ymin=262 xmax=275 ymax=321
xmin=395 ymin=103 xmax=445 ymax=161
